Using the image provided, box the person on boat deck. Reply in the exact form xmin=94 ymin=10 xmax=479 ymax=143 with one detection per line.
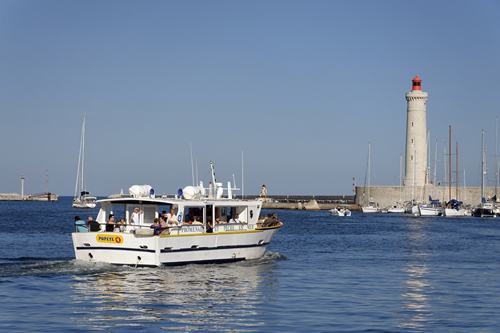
xmin=114 ymin=218 xmax=125 ymax=232
xmin=229 ymin=214 xmax=242 ymax=224
xmin=257 ymin=216 xmax=265 ymax=227
xmin=263 ymin=213 xmax=282 ymax=227
xmin=150 ymin=218 xmax=162 ymax=235
xmin=166 ymin=208 xmax=178 ymax=225
xmin=130 ymin=207 xmax=143 ymax=229
xmin=87 ymin=216 xmax=101 ymax=231
xmin=106 ymin=214 xmax=115 ymax=232
xmin=159 ymin=216 xmax=170 ymax=235
xmin=75 ymin=216 xmax=88 ymax=232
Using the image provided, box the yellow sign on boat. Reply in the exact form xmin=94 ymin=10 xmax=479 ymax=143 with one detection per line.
xmin=96 ymin=234 xmax=123 ymax=244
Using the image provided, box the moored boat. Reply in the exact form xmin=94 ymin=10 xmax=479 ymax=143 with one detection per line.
xmin=418 ymin=197 xmax=442 ymax=216
xmin=73 ymin=116 xmax=96 ymax=209
xmin=387 ymin=204 xmax=405 ymax=213
xmin=330 ymin=206 xmax=351 ymax=216
xmin=71 ymin=162 xmax=282 ymax=267
xmin=443 ymin=199 xmax=467 ymax=217
xmin=362 ymin=202 xmax=379 ymax=213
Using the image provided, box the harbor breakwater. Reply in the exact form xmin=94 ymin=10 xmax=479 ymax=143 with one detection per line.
xmin=251 ymin=195 xmax=356 ymax=211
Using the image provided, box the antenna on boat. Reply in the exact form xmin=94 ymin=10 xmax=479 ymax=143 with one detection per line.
xmin=190 ymin=142 xmax=195 ymax=186
xmin=242 ymin=150 xmax=244 ymax=199
xmin=210 ymin=161 xmax=217 ymax=188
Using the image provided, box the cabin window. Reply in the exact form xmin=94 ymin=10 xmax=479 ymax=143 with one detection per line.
xmin=411 ymin=139 xmax=413 ymax=143
xmin=411 ymin=155 xmax=413 ymax=160
xmin=412 ymin=122 xmax=414 ymax=126
xmin=158 ymin=204 xmax=174 ymax=218
xmin=183 ymin=206 xmax=204 ymax=223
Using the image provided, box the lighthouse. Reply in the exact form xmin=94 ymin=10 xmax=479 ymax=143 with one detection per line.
xmin=404 ymin=76 xmax=428 ymax=188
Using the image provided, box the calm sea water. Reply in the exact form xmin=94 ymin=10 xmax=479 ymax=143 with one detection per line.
xmin=0 ymin=197 xmax=499 ymax=332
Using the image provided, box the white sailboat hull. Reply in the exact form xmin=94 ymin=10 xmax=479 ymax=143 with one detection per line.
xmin=72 ymin=201 xmax=97 ymax=209
xmin=387 ymin=206 xmax=405 ymax=213
xmin=362 ymin=206 xmax=379 ymax=213
xmin=443 ymin=208 xmax=467 ymax=217
xmin=418 ymin=205 xmax=442 ymax=216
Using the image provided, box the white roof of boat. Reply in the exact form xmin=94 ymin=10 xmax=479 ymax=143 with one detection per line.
xmin=97 ymin=196 xmax=261 ymax=205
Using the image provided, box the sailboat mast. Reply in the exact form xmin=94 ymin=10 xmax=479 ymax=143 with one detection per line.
xmin=74 ymin=117 xmax=85 ymax=199
xmin=456 ymin=142 xmax=459 ymax=200
xmin=443 ymin=141 xmax=447 ymax=202
xmin=448 ymin=125 xmax=452 ymax=202
xmin=399 ymin=153 xmax=402 ymax=203
xmin=482 ymin=130 xmax=485 ymax=200
xmin=368 ymin=142 xmax=371 ymax=201
xmin=433 ymin=139 xmax=437 ymax=198
xmin=81 ymin=116 xmax=85 ymax=194
xmin=496 ymin=117 xmax=498 ymax=199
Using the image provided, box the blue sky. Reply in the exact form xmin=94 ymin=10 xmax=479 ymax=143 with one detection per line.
xmin=1 ymin=1 xmax=500 ymax=197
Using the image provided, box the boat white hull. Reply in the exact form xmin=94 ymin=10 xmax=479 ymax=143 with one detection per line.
xmin=329 ymin=208 xmax=351 ymax=216
xmin=418 ymin=206 xmax=442 ymax=216
xmin=73 ymin=196 xmax=97 ymax=209
xmin=443 ymin=208 xmax=467 ymax=217
xmin=73 ymin=201 xmax=97 ymax=209
xmin=72 ymin=225 xmax=281 ymax=267
xmin=362 ymin=206 xmax=379 ymax=213
xmin=387 ymin=206 xmax=405 ymax=213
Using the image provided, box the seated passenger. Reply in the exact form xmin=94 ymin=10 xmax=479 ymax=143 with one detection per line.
xmin=229 ymin=214 xmax=241 ymax=224
xmin=257 ymin=216 xmax=265 ymax=227
xmin=191 ymin=216 xmax=203 ymax=225
xmin=87 ymin=216 xmax=101 ymax=231
xmin=215 ymin=217 xmax=225 ymax=224
xmin=159 ymin=216 xmax=170 ymax=235
xmin=105 ymin=214 xmax=115 ymax=232
xmin=75 ymin=216 xmax=88 ymax=232
xmin=150 ymin=218 xmax=162 ymax=235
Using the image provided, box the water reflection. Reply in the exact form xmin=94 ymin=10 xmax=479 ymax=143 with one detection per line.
xmin=399 ymin=218 xmax=433 ymax=330
xmin=70 ymin=252 xmax=284 ymax=331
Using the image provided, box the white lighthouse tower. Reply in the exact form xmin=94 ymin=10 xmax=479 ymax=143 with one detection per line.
xmin=404 ymin=76 xmax=428 ymax=188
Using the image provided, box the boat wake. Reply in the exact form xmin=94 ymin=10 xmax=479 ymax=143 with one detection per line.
xmin=0 ymin=251 xmax=287 ymax=278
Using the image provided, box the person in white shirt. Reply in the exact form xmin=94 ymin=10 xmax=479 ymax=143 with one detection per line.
xmin=229 ymin=214 xmax=242 ymax=224
xmin=167 ymin=208 xmax=179 ymax=226
xmin=130 ymin=207 xmax=143 ymax=230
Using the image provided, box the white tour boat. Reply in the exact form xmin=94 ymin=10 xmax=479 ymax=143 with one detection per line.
xmin=72 ymin=116 xmax=96 ymax=209
xmin=72 ymin=163 xmax=282 ymax=267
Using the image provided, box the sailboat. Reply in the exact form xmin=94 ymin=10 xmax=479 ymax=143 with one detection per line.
xmin=361 ymin=142 xmax=379 ymax=213
xmin=72 ymin=116 xmax=97 ymax=209
xmin=473 ymin=130 xmax=496 ymax=217
xmin=387 ymin=154 xmax=405 ymax=213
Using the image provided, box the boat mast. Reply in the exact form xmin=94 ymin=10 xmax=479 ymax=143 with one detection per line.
xmin=74 ymin=116 xmax=85 ymax=199
xmin=448 ymin=125 xmax=452 ymax=202
xmin=368 ymin=142 xmax=371 ymax=202
xmin=443 ymin=141 xmax=447 ymax=202
xmin=433 ymin=139 xmax=437 ymax=198
xmin=399 ymin=153 xmax=402 ymax=204
xmin=456 ymin=141 xmax=459 ymax=200
xmin=496 ymin=117 xmax=498 ymax=199
xmin=481 ymin=130 xmax=485 ymax=200
xmin=412 ymin=143 xmax=416 ymax=205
